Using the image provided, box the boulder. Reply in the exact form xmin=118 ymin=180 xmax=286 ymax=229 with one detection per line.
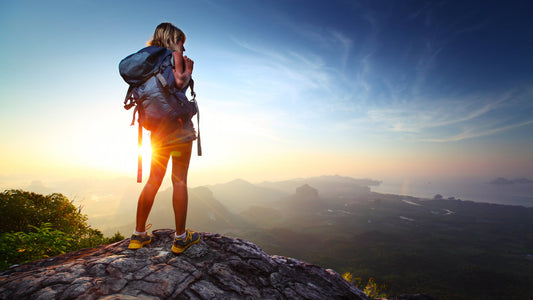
xmin=0 ymin=229 xmax=368 ymax=299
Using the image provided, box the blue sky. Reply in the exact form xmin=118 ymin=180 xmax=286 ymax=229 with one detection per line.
xmin=1 ymin=0 xmax=532 ymax=189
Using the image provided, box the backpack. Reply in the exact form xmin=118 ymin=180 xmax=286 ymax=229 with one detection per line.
xmin=119 ymin=46 xmax=202 ymax=182
xmin=119 ymin=46 xmax=201 ymax=151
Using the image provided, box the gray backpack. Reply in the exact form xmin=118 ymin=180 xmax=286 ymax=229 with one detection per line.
xmin=119 ymin=46 xmax=202 ymax=181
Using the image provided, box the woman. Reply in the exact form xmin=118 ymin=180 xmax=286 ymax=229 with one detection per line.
xmin=128 ymin=22 xmax=200 ymax=254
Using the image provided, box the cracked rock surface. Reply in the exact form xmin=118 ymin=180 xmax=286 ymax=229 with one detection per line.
xmin=0 ymin=229 xmax=368 ymax=299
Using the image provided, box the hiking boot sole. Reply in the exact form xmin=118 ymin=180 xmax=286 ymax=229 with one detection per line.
xmin=128 ymin=240 xmax=151 ymax=249
xmin=128 ymin=235 xmax=152 ymax=249
xmin=171 ymin=238 xmax=200 ymax=254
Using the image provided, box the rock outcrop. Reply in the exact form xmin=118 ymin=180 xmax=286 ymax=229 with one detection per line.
xmin=0 ymin=229 xmax=369 ymax=299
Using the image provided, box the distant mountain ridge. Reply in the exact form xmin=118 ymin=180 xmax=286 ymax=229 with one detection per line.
xmin=258 ymin=175 xmax=380 ymax=196
xmin=204 ymin=179 xmax=285 ymax=213
xmin=205 ymin=175 xmax=380 ymax=214
xmin=85 ymin=174 xmax=532 ymax=298
xmin=198 ymin=176 xmax=532 ymax=299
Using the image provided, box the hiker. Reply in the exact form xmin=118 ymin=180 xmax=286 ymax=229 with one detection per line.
xmin=127 ymin=22 xmax=200 ymax=253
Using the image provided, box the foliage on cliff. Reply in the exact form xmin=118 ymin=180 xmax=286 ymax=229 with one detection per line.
xmin=0 ymin=190 xmax=123 ymax=270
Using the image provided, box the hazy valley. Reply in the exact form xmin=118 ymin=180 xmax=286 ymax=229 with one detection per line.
xmin=71 ymin=175 xmax=533 ymax=299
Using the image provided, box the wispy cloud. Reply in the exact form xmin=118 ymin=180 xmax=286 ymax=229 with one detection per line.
xmin=412 ymin=42 xmax=443 ymax=96
xmin=277 ymin=18 xmax=357 ymax=75
xmin=228 ymin=35 xmax=345 ymax=106
xmin=361 ymin=87 xmax=533 ymax=142
xmin=330 ymin=30 xmax=353 ymax=72
xmin=228 ymin=33 xmax=533 ymax=145
xmin=225 ymin=7 xmax=533 ymax=147
xmin=424 ymin=119 xmax=533 ymax=142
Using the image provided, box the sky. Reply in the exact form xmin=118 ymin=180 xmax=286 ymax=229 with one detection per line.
xmin=1 ymin=0 xmax=533 ymax=195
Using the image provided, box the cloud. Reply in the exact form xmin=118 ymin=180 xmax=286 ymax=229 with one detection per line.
xmin=230 ymin=30 xmax=533 ymax=145
xmin=226 ymin=8 xmax=533 ymax=147
xmin=424 ymin=119 xmax=533 ymax=142
xmin=366 ymin=95 xmax=498 ymax=131
xmin=330 ymin=30 xmax=353 ymax=72
xmin=357 ymin=84 xmax=533 ymax=142
xmin=228 ymin=35 xmax=352 ymax=113
xmin=412 ymin=42 xmax=443 ymax=96
xmin=230 ymin=36 xmax=323 ymax=84
xmin=274 ymin=17 xmax=357 ymax=76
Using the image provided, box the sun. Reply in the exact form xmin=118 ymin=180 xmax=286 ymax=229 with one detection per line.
xmin=139 ymin=139 xmax=152 ymax=159
xmin=136 ymin=131 xmax=153 ymax=182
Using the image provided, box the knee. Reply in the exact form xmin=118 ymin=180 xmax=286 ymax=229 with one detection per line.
xmin=145 ymin=176 xmax=164 ymax=192
xmin=171 ymin=171 xmax=188 ymax=188
xmin=172 ymin=177 xmax=187 ymax=189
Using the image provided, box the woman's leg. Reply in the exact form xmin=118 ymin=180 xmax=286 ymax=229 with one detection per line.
xmin=170 ymin=141 xmax=193 ymax=235
xmin=135 ymin=148 xmax=171 ymax=233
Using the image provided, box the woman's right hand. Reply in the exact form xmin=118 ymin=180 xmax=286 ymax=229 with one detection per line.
xmin=184 ymin=55 xmax=194 ymax=74
xmin=173 ymin=51 xmax=193 ymax=89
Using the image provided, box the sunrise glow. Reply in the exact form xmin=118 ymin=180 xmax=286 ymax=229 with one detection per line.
xmin=0 ymin=0 xmax=532 ymax=193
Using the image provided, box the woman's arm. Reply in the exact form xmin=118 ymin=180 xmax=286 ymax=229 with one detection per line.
xmin=172 ymin=51 xmax=194 ymax=90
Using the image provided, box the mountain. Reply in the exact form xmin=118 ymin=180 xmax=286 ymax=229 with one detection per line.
xmin=93 ymin=186 xmax=249 ymax=237
xmin=79 ymin=175 xmax=532 ymax=298
xmin=283 ymin=184 xmax=324 ymax=213
xmin=257 ymin=175 xmax=379 ymax=200
xmin=205 ymin=179 xmax=286 ymax=213
xmin=187 ymin=186 xmax=249 ymax=233
xmin=0 ymin=229 xmax=370 ymax=299
xmin=239 ymin=205 xmax=283 ymax=227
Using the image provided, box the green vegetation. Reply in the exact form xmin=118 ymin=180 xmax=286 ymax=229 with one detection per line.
xmin=342 ymin=272 xmax=387 ymax=299
xmin=0 ymin=190 xmax=124 ymax=270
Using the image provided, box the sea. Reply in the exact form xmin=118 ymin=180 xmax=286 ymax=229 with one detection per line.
xmin=371 ymin=177 xmax=533 ymax=208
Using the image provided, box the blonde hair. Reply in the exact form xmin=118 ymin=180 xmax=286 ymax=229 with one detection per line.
xmin=147 ymin=22 xmax=186 ymax=50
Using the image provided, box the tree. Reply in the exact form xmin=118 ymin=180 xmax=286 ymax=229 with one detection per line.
xmin=0 ymin=190 xmax=123 ymax=270
xmin=0 ymin=190 xmax=86 ymax=234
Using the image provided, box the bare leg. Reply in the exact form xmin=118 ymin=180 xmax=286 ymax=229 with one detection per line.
xmin=135 ymin=150 xmax=170 ymax=233
xmin=170 ymin=142 xmax=193 ymax=235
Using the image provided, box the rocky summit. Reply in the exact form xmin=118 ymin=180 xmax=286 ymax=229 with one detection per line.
xmin=0 ymin=229 xmax=369 ymax=299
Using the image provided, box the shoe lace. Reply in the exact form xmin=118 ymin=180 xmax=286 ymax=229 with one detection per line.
xmin=176 ymin=229 xmax=193 ymax=241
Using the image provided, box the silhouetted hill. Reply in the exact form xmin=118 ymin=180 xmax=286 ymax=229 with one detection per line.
xmin=258 ymin=175 xmax=378 ymax=200
xmin=205 ymin=179 xmax=286 ymax=213
xmin=282 ymin=184 xmax=325 ymax=213
xmin=98 ymin=186 xmax=248 ymax=237
xmin=239 ymin=205 xmax=283 ymax=227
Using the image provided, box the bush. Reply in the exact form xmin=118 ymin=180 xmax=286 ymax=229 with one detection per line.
xmin=0 ymin=223 xmax=73 ymax=270
xmin=343 ymin=272 xmax=388 ymax=299
xmin=0 ymin=190 xmax=124 ymax=270
xmin=0 ymin=190 xmax=86 ymax=234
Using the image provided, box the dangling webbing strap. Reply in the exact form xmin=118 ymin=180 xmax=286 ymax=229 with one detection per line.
xmin=137 ymin=122 xmax=143 ymax=183
xmin=195 ymin=102 xmax=202 ymax=156
xmin=189 ymin=79 xmax=202 ymax=156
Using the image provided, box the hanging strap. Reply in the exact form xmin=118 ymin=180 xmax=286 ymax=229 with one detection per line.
xmin=124 ymin=85 xmax=139 ymax=127
xmin=195 ymin=103 xmax=202 ymax=156
xmin=124 ymin=85 xmax=136 ymax=109
xmin=137 ymin=122 xmax=143 ymax=183
xmin=189 ymin=79 xmax=202 ymax=156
